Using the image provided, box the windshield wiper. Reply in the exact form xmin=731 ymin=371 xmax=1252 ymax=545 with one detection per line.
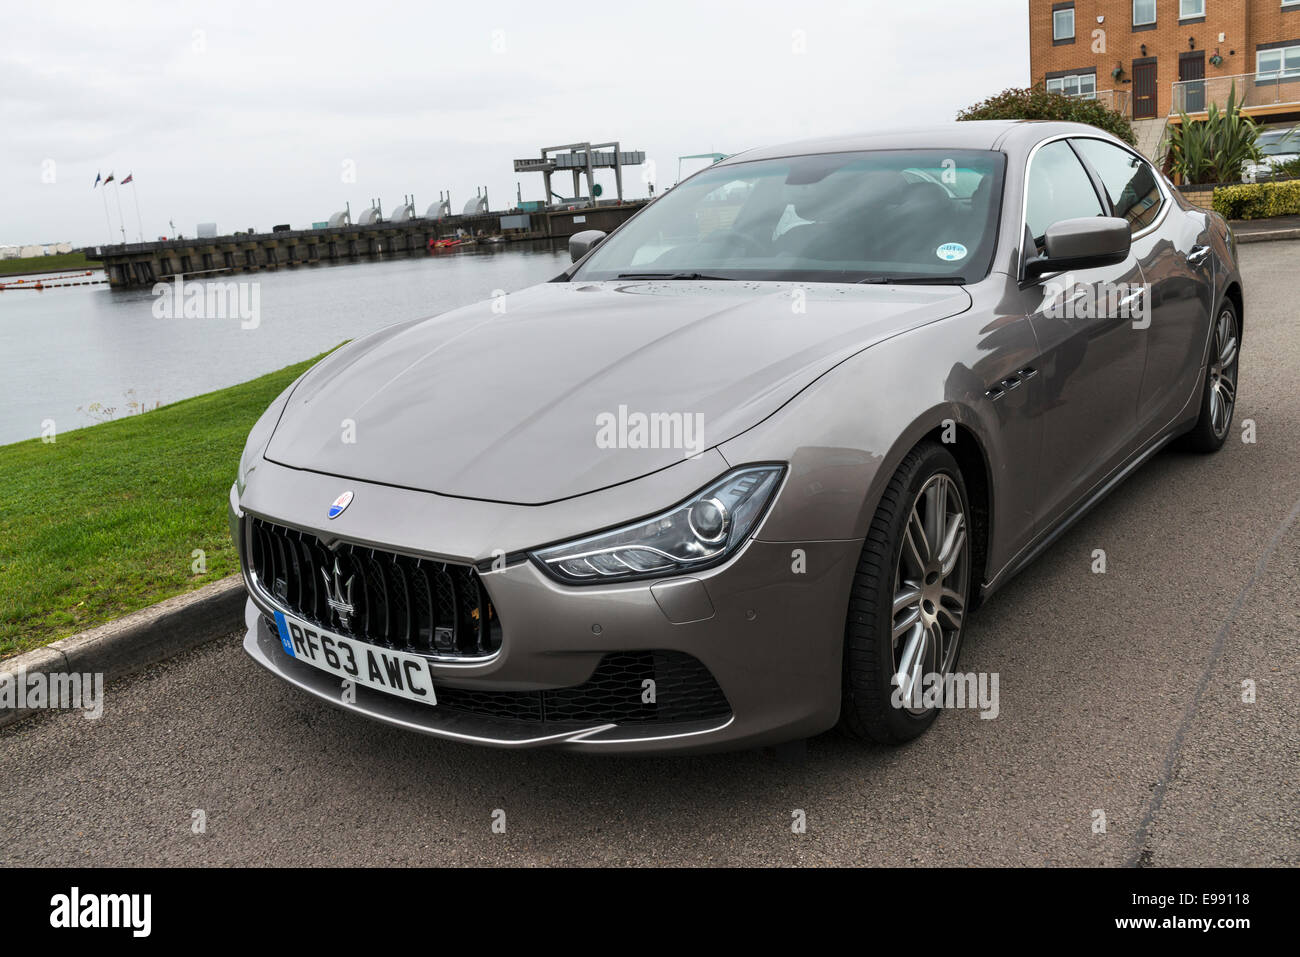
xmin=856 ymin=276 xmax=967 ymax=285
xmin=616 ymin=271 xmax=736 ymax=281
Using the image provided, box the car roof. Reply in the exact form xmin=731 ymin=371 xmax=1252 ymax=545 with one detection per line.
xmin=717 ymin=121 xmax=1126 ymax=166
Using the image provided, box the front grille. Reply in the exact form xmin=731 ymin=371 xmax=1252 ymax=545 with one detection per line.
xmin=436 ymin=651 xmax=731 ymax=725
xmin=247 ymin=517 xmax=502 ymax=658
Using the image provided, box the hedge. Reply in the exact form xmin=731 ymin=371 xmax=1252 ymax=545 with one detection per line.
xmin=1212 ymin=180 xmax=1300 ymax=220
xmin=957 ymin=86 xmax=1137 ymax=148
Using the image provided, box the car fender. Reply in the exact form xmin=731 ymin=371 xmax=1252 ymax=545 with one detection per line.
xmin=720 ymin=299 xmax=1036 ymax=584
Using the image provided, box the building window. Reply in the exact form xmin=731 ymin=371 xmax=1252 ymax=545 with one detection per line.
xmin=1134 ymin=0 xmax=1157 ymax=27
xmin=1257 ymin=44 xmax=1300 ymax=80
xmin=1180 ymin=0 xmax=1205 ymax=19
xmin=1053 ymin=7 xmax=1075 ymax=41
xmin=1046 ymin=72 xmax=1097 ymax=98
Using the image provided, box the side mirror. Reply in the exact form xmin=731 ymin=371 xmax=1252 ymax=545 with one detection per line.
xmin=1025 ymin=217 xmax=1131 ymax=279
xmin=569 ymin=229 xmax=607 ymax=262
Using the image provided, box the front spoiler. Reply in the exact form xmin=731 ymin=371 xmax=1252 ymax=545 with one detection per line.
xmin=241 ymin=600 xmax=736 ymax=751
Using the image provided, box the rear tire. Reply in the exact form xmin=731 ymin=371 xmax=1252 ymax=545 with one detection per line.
xmin=840 ymin=441 xmax=972 ymax=745
xmin=1181 ymin=299 xmax=1240 ymax=453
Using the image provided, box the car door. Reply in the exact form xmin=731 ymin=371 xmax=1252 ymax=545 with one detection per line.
xmin=1014 ymin=139 xmax=1149 ymax=533
xmin=1071 ymin=137 xmax=1214 ymax=436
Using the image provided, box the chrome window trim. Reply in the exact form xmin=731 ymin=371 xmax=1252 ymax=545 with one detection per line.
xmin=1016 ymin=131 xmax=1173 ymax=280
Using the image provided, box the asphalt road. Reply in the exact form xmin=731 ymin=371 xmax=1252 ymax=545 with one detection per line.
xmin=3 ymin=242 xmax=1298 ymax=867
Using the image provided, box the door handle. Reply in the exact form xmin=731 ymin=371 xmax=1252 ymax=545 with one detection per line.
xmin=1187 ymin=244 xmax=1212 ymax=267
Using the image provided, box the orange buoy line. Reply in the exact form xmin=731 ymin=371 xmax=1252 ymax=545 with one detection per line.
xmin=0 ymin=270 xmax=104 ymax=291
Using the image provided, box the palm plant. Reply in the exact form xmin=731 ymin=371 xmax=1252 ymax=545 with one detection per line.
xmin=1166 ymin=84 xmax=1264 ymax=184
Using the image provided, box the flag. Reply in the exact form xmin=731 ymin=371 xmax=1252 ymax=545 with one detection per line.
xmin=104 ymin=172 xmax=115 ymax=185
xmin=121 ymin=172 xmax=133 ymax=185
xmin=93 ymin=171 xmax=101 ymax=188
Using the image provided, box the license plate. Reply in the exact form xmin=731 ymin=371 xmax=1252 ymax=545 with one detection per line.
xmin=272 ymin=610 xmax=438 ymax=706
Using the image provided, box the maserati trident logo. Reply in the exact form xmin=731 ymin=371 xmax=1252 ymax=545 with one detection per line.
xmin=321 ymin=558 xmax=356 ymax=628
xmin=327 ymin=490 xmax=354 ymax=519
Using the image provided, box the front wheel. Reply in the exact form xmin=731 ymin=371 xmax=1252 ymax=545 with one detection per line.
xmin=1181 ymin=299 xmax=1240 ymax=453
xmin=840 ymin=441 xmax=972 ymax=744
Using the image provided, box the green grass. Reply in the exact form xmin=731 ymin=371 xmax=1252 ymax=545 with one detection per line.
xmin=0 ymin=252 xmax=93 ymax=275
xmin=0 ymin=350 xmax=337 ymax=658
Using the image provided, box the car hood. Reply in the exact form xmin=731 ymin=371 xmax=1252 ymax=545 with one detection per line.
xmin=265 ymin=279 xmax=970 ymax=504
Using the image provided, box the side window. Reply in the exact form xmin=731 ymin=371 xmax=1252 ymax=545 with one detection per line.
xmin=1024 ymin=140 xmax=1105 ymax=249
xmin=1071 ymin=138 xmax=1164 ymax=234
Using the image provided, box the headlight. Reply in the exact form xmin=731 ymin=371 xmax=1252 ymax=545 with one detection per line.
xmin=531 ymin=465 xmax=785 ymax=584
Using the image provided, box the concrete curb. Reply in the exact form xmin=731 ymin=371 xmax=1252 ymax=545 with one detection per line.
xmin=1234 ymin=227 xmax=1300 ymax=244
xmin=0 ymin=575 xmax=246 ymax=730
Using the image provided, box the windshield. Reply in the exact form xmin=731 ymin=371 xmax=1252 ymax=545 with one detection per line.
xmin=572 ymin=149 xmax=1006 ymax=284
xmin=1260 ymin=130 xmax=1300 ymax=156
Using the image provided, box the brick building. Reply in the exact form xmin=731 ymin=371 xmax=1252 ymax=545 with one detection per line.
xmin=1029 ymin=1 xmax=1300 ymax=156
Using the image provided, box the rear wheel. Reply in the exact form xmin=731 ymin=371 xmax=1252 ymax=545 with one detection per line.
xmin=841 ymin=442 xmax=972 ymax=744
xmin=1182 ymin=299 xmax=1240 ymax=453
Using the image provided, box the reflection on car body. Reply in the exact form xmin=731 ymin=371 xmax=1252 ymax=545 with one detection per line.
xmin=232 ymin=121 xmax=1243 ymax=753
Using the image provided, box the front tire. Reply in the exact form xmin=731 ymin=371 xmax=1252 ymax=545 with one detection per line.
xmin=840 ymin=441 xmax=972 ymax=744
xmin=1182 ymin=299 xmax=1240 ymax=453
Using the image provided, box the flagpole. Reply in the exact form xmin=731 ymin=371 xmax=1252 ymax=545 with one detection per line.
xmin=128 ymin=179 xmax=144 ymax=242
xmin=113 ymin=180 xmax=127 ymax=244
xmin=99 ymin=186 xmax=114 ymax=244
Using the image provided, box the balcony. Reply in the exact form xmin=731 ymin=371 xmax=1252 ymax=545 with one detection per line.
xmin=1089 ymin=89 xmax=1132 ymax=115
xmin=1056 ymin=88 xmax=1132 ymax=116
xmin=1170 ymin=72 xmax=1300 ymax=121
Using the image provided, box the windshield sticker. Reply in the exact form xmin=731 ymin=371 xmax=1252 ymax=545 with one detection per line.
xmin=936 ymin=242 xmax=968 ymax=262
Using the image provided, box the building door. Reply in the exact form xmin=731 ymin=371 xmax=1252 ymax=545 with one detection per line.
xmin=1179 ymin=52 xmax=1206 ymax=113
xmin=1133 ymin=59 xmax=1158 ymax=118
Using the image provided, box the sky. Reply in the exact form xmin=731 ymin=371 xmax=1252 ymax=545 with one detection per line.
xmin=2 ymin=0 xmax=1030 ymax=247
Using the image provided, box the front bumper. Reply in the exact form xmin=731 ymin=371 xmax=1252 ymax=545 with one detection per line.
xmin=231 ymin=468 xmax=862 ymax=753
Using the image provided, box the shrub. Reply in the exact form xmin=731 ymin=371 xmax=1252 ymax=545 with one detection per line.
xmin=1166 ymin=84 xmax=1263 ymax=184
xmin=957 ymin=85 xmax=1136 ymax=147
xmin=1212 ymin=180 xmax=1300 ymax=219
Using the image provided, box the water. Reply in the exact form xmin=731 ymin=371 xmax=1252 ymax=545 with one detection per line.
xmin=0 ymin=244 xmax=570 ymax=445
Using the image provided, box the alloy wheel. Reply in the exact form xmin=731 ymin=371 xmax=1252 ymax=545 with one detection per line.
xmin=891 ymin=473 xmax=969 ymax=715
xmin=1208 ymin=307 xmax=1239 ymax=440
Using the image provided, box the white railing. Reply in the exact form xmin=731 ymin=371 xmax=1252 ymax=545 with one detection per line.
xmin=1091 ymin=89 xmax=1132 ymax=116
xmin=1062 ymin=89 xmax=1132 ymax=116
xmin=1170 ymin=71 xmax=1300 ymax=115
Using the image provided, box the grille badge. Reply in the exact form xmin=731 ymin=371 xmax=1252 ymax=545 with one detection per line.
xmin=321 ymin=558 xmax=356 ymax=628
xmin=327 ymin=490 xmax=354 ymax=519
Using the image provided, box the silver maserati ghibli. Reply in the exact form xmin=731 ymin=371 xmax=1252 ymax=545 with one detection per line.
xmin=231 ymin=121 xmax=1242 ymax=752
